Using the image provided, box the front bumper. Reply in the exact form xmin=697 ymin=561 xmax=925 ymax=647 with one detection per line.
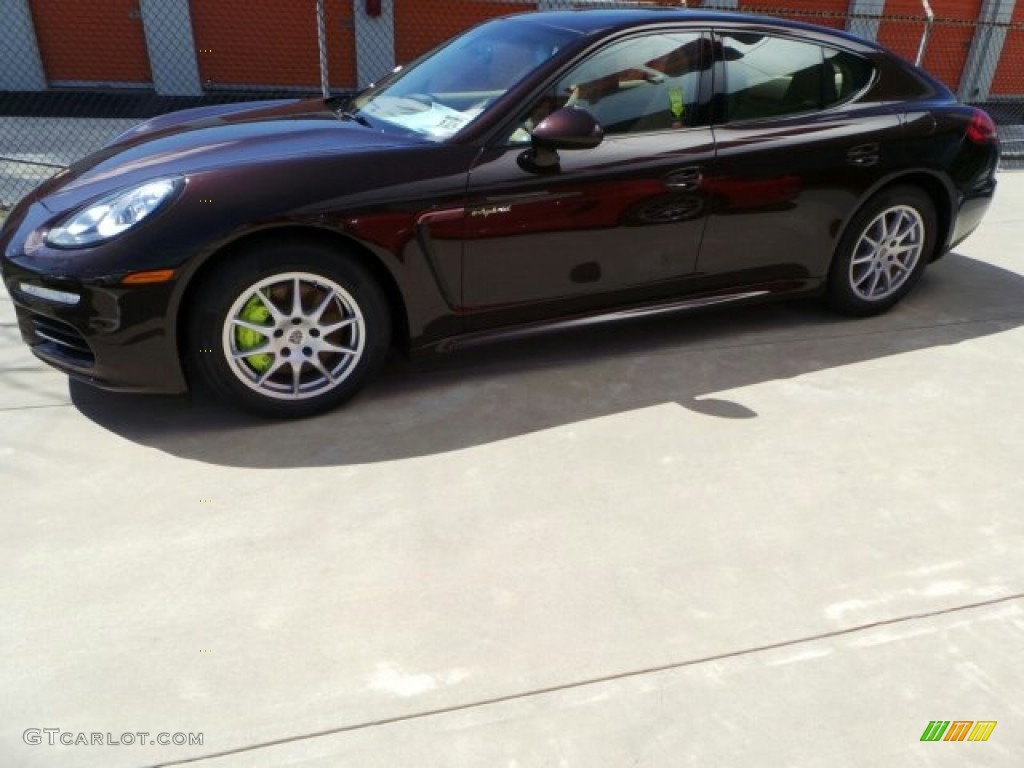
xmin=1 ymin=198 xmax=189 ymax=395
xmin=4 ymin=273 xmax=187 ymax=394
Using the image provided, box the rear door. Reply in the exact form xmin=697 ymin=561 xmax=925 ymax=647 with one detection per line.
xmin=698 ymin=31 xmax=901 ymax=289
xmin=461 ymin=30 xmax=716 ymax=331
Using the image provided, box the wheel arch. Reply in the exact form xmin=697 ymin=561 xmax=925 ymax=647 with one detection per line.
xmin=175 ymin=225 xmax=410 ymax=377
xmin=839 ymin=171 xmax=956 ymax=265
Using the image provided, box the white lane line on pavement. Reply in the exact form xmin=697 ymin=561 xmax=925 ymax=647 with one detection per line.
xmin=0 ymin=402 xmax=71 ymax=412
xmin=139 ymin=591 xmax=1024 ymax=768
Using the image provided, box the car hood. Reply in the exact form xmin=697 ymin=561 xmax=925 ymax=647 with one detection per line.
xmin=36 ymin=99 xmax=424 ymax=212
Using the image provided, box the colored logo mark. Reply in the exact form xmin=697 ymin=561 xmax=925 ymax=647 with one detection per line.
xmin=920 ymin=720 xmax=996 ymax=742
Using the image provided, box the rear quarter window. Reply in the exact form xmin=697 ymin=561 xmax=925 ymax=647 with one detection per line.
xmin=824 ymin=48 xmax=875 ymax=104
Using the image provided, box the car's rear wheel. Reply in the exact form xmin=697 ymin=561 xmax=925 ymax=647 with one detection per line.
xmin=188 ymin=241 xmax=390 ymax=417
xmin=828 ymin=185 xmax=937 ymax=316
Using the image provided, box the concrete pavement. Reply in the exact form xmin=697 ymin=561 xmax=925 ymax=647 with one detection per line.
xmin=1 ymin=174 xmax=1023 ymax=767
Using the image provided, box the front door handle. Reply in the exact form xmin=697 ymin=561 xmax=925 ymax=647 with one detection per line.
xmin=664 ymin=167 xmax=702 ymax=190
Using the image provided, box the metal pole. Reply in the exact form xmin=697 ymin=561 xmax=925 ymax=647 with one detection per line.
xmin=916 ymin=0 xmax=935 ymax=66
xmin=317 ymin=0 xmax=330 ymax=98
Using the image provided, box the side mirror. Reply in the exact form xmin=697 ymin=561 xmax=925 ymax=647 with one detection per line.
xmin=533 ymin=107 xmax=604 ymax=150
xmin=520 ymin=107 xmax=604 ymax=172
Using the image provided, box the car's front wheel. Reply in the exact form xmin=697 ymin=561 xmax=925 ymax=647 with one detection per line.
xmin=828 ymin=185 xmax=937 ymax=316
xmin=188 ymin=241 xmax=391 ymax=417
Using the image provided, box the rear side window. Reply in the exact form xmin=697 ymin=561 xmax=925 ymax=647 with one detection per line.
xmin=721 ymin=34 xmax=874 ymax=122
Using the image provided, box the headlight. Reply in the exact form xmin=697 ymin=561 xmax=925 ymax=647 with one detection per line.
xmin=46 ymin=177 xmax=183 ymax=248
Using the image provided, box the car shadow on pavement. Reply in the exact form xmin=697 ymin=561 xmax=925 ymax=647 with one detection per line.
xmin=71 ymin=253 xmax=1024 ymax=468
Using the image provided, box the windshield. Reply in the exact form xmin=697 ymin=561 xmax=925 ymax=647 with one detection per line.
xmin=349 ymin=18 xmax=581 ymax=142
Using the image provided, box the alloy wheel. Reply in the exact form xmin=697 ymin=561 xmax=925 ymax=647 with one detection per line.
xmin=848 ymin=204 xmax=925 ymax=302
xmin=222 ymin=272 xmax=366 ymax=400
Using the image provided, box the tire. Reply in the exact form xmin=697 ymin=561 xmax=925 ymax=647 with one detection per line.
xmin=827 ymin=185 xmax=937 ymax=316
xmin=187 ymin=240 xmax=391 ymax=418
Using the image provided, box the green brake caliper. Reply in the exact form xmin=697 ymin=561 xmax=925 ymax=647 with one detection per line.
xmin=236 ymin=295 xmax=274 ymax=373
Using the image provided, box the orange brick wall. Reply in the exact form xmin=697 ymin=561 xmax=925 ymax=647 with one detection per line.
xmin=394 ymin=1 xmax=535 ymax=65
xmin=22 ymin=0 xmax=1018 ymax=96
xmin=740 ymin=0 xmax=850 ymax=30
xmin=990 ymin=2 xmax=1024 ymax=96
xmin=29 ymin=0 xmax=151 ymax=84
xmin=877 ymin=0 xmax=984 ymax=90
xmin=190 ymin=0 xmax=356 ymax=89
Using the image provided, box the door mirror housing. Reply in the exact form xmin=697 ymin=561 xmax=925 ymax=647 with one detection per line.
xmin=520 ymin=107 xmax=604 ymax=172
xmin=532 ymin=107 xmax=604 ymax=151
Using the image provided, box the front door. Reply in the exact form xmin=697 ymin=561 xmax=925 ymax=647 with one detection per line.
xmin=461 ymin=30 xmax=716 ymax=331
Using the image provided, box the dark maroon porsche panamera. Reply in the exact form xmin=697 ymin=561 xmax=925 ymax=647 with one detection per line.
xmin=0 ymin=9 xmax=999 ymax=417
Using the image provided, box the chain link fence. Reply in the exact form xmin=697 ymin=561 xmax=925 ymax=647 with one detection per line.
xmin=2 ymin=0 xmax=1022 ymax=210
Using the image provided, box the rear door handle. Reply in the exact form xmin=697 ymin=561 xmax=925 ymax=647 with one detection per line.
xmin=847 ymin=143 xmax=880 ymax=167
xmin=664 ymin=167 xmax=702 ymax=190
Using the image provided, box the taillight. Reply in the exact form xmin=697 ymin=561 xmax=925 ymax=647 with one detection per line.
xmin=966 ymin=109 xmax=997 ymax=144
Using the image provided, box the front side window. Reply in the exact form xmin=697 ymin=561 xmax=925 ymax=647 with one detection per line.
xmin=722 ymin=34 xmax=826 ymax=121
xmin=508 ymin=31 xmax=712 ymax=142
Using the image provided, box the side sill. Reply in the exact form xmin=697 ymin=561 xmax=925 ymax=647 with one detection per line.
xmin=426 ymin=280 xmax=817 ymax=355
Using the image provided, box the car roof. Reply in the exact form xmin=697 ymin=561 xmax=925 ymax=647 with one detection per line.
xmin=506 ymin=8 xmax=879 ymax=53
